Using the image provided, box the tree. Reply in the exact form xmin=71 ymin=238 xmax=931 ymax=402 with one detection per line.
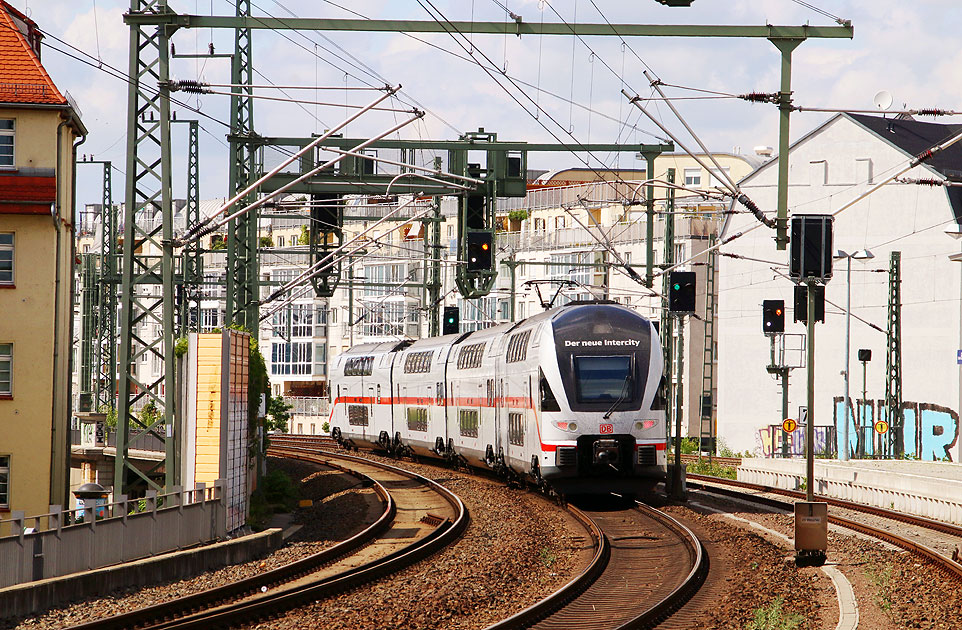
xmin=265 ymin=396 xmax=292 ymax=433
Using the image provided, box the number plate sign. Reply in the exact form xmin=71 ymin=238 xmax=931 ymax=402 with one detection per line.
xmin=599 ymin=423 xmax=614 ymax=434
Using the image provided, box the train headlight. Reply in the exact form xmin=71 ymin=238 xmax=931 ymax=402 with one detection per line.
xmin=568 ymin=422 xmax=577 ymax=432
xmin=635 ymin=420 xmax=657 ymax=431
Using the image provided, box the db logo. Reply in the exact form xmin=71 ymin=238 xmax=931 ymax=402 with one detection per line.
xmin=599 ymin=423 xmax=614 ymax=434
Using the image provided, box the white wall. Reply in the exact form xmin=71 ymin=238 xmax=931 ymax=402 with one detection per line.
xmin=717 ymin=115 xmax=962 ymax=462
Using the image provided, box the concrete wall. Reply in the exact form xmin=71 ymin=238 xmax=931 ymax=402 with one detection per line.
xmin=716 ymin=115 xmax=962 ymax=461
xmin=0 ymin=527 xmax=280 ymax=621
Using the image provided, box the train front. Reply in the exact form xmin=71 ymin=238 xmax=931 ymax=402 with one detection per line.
xmin=537 ymin=303 xmax=667 ymax=494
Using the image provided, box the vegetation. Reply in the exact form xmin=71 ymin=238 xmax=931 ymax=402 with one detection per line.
xmin=298 ymin=225 xmax=310 ymax=245
xmin=685 ymin=459 xmax=737 ymax=480
xmin=259 ymin=235 xmax=274 ymax=248
xmin=538 ymin=547 xmax=557 ymax=567
xmin=746 ymin=597 xmax=803 ymax=630
xmin=508 ymin=209 xmax=529 ymax=222
xmin=866 ymin=561 xmax=895 ymax=611
xmin=248 ymin=469 xmax=298 ymax=530
xmin=265 ymin=395 xmax=292 ymax=433
xmin=210 ymin=236 xmax=226 ymax=250
xmin=138 ymin=399 xmax=160 ymax=426
xmin=174 ymin=336 xmax=189 ymax=358
xmin=99 ymin=404 xmax=118 ymax=432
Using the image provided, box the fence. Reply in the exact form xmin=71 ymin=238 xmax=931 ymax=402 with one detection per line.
xmin=0 ymin=481 xmax=225 ymax=588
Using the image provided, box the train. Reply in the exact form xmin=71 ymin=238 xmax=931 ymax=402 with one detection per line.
xmin=328 ymin=300 xmax=668 ymax=494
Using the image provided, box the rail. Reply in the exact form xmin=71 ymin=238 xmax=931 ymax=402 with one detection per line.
xmin=687 ymin=476 xmax=962 ymax=580
xmin=69 ymin=447 xmax=467 ymax=629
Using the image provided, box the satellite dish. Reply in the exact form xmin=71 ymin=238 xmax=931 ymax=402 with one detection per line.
xmin=874 ymin=90 xmax=893 ymax=111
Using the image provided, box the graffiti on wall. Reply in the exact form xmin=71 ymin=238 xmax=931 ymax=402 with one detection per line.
xmin=833 ymin=398 xmax=958 ymax=461
xmin=756 ymin=424 xmax=835 ymax=458
xmin=755 ymin=399 xmax=959 ymax=461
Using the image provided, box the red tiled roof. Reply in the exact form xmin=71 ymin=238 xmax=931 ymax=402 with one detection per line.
xmin=0 ymin=0 xmax=66 ymax=106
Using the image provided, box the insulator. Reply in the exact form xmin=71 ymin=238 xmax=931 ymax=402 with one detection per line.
xmin=739 ymin=92 xmax=779 ymax=104
xmin=911 ymin=149 xmax=934 ymax=166
xmin=917 ymin=108 xmax=948 ymax=117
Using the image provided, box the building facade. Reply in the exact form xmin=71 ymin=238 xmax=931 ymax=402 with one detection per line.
xmin=0 ymin=0 xmax=86 ymax=516
xmin=717 ymin=113 xmax=962 ymax=461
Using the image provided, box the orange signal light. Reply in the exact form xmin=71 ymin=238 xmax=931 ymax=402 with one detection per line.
xmin=481 ymin=243 xmax=489 ymax=251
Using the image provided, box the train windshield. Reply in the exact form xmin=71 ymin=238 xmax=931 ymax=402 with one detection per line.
xmin=574 ymin=355 xmax=632 ymax=403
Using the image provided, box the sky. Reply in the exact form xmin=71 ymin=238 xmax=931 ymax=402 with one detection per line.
xmin=10 ymin=0 xmax=962 ymax=213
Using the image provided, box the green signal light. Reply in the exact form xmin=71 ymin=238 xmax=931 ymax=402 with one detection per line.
xmin=673 ymin=283 xmax=681 ymax=290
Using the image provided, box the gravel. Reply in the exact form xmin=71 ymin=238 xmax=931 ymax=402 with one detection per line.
xmin=3 ymin=453 xmax=586 ymax=630
xmin=3 ymin=458 xmax=379 ymax=630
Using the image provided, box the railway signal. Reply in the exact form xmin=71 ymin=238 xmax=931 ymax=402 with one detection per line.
xmin=668 ymin=271 xmax=696 ymax=312
xmin=793 ymin=285 xmax=825 ymax=323
xmin=442 ymin=306 xmax=460 ymax=335
xmin=466 ymin=231 xmax=493 ymax=271
xmin=762 ymin=299 xmax=785 ymax=334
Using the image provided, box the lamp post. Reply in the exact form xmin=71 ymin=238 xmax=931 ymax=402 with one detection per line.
xmin=833 ymin=249 xmax=874 ymax=461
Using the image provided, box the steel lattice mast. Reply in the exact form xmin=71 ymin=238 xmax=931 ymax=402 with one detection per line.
xmin=225 ymin=0 xmax=259 ymax=328
xmin=115 ymin=0 xmax=177 ymax=493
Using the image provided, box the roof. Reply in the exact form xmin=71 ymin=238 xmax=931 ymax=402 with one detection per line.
xmin=846 ymin=113 xmax=962 ymax=222
xmin=0 ymin=0 xmax=67 ymax=106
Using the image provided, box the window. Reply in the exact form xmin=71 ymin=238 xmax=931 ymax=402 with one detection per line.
xmin=708 ymin=167 xmax=731 ymax=188
xmin=0 ymin=233 xmax=12 ymax=284
xmin=0 ymin=119 xmax=13 ymax=168
xmin=574 ymin=355 xmax=632 ymax=403
xmin=314 ymin=343 xmax=327 ymax=376
xmin=506 ymin=330 xmax=531 ymax=363
xmin=539 ymin=369 xmax=560 ymax=412
xmin=458 ymin=409 xmax=479 ymax=438
xmin=277 ymin=235 xmax=285 ymax=247
xmin=554 ymin=216 xmax=565 ymax=230
xmin=0 ymin=343 xmax=10 ymax=396
xmin=271 ymin=341 xmax=312 ymax=375
xmin=508 ymin=412 xmax=524 ymax=446
xmin=344 ymin=355 xmax=374 ymax=376
xmin=407 ymin=407 xmax=428 ymax=432
xmin=404 ymin=351 xmax=434 ymax=374
xmin=456 ymin=343 xmax=486 ymax=369
xmin=534 ymin=218 xmax=545 ymax=232
xmin=348 ymin=404 xmax=369 ymax=426
xmin=0 ymin=455 xmax=8 ymax=508
xmin=683 ymin=167 xmax=701 ymax=187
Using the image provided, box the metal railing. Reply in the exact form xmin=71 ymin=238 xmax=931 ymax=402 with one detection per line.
xmin=0 ymin=481 xmax=225 ymax=588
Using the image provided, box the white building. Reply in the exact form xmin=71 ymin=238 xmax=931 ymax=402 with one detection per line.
xmin=717 ymin=113 xmax=962 ymax=462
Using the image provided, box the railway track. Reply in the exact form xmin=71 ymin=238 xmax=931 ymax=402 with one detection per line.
xmin=67 ymin=448 xmax=467 ymax=630
xmin=687 ymin=475 xmax=962 ymax=580
xmin=496 ymin=499 xmax=706 ymax=630
xmin=275 ymin=435 xmax=709 ymax=630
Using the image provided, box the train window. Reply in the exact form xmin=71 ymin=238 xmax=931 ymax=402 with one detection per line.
xmin=407 ymin=407 xmax=428 ymax=432
xmin=530 ymin=322 xmax=543 ymax=348
xmin=508 ymin=412 xmax=524 ymax=446
xmin=456 ymin=343 xmax=486 ymax=369
xmin=458 ymin=409 xmax=479 ymax=438
xmin=574 ymin=355 xmax=633 ymax=403
xmin=651 ymin=376 xmax=668 ymax=411
xmin=506 ymin=329 xmax=531 ymax=363
xmin=436 ymin=382 xmax=444 ymax=406
xmin=486 ymin=379 xmax=494 ymax=406
xmin=344 ymin=355 xmax=374 ymax=376
xmin=539 ymin=369 xmax=561 ymax=412
xmin=348 ymin=405 xmax=369 ymax=426
xmin=404 ymin=351 xmax=434 ymax=373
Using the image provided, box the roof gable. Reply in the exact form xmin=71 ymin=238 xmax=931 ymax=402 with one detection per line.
xmin=0 ymin=0 xmax=66 ymax=106
xmin=846 ymin=113 xmax=962 ymax=180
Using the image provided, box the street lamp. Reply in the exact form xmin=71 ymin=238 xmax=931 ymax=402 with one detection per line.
xmin=834 ymin=248 xmax=874 ymax=461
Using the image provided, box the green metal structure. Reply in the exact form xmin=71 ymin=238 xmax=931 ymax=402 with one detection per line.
xmin=885 ymin=251 xmax=903 ymax=457
xmin=116 ymin=0 xmax=177 ymax=494
xmin=699 ymin=234 xmax=717 ymax=457
xmin=114 ymin=7 xmax=851 ymax=495
xmin=172 ymin=118 xmax=202 ymax=334
xmin=225 ymin=0 xmax=259 ymax=329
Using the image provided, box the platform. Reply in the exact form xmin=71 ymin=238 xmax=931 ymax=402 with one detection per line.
xmin=736 ymin=458 xmax=962 ymax=526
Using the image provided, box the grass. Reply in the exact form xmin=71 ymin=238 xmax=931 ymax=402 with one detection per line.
xmin=746 ymin=597 xmax=803 ymax=630
xmin=865 ymin=561 xmax=895 ymax=611
xmin=685 ymin=459 xmax=738 ymax=480
xmin=538 ymin=547 xmax=557 ymax=567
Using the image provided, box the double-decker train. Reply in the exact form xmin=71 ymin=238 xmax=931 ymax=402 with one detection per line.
xmin=329 ymin=301 xmax=667 ymax=493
